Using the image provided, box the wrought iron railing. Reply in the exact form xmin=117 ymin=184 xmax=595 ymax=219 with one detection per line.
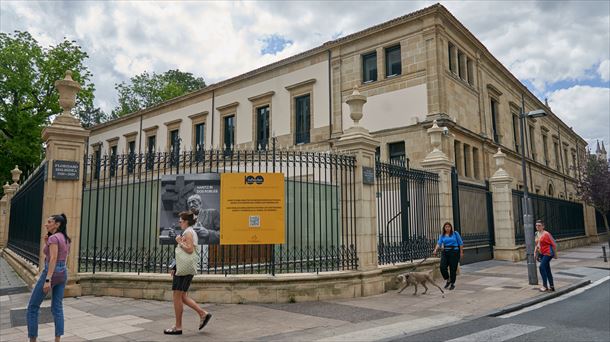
xmin=375 ymin=160 xmax=440 ymax=264
xmin=79 ymin=144 xmax=358 ymax=275
xmin=513 ymin=190 xmax=585 ymax=245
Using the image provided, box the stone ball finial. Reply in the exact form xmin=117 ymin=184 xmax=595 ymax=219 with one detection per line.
xmin=55 ymin=70 xmax=81 ymax=118
xmin=11 ymin=165 xmax=22 ymax=184
xmin=345 ymin=85 xmax=367 ymax=125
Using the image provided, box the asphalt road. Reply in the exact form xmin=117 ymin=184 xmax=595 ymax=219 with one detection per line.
xmin=393 ymin=277 xmax=610 ymax=342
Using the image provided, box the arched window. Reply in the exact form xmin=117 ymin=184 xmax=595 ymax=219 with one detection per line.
xmin=548 ymin=184 xmax=554 ymax=197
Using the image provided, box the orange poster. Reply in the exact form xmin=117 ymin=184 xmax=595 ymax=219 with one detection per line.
xmin=220 ymin=173 xmax=285 ymax=245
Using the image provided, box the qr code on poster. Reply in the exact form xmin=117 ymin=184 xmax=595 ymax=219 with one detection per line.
xmin=249 ymin=215 xmax=260 ymax=228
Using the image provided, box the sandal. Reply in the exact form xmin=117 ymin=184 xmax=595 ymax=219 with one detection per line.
xmin=199 ymin=312 xmax=213 ymax=330
xmin=164 ymin=327 xmax=183 ymax=335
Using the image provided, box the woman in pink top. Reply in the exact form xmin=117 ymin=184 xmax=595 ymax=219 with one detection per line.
xmin=27 ymin=214 xmax=71 ymax=342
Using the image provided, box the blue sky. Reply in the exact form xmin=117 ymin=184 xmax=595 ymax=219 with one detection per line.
xmin=1 ymin=0 xmax=608 ymax=152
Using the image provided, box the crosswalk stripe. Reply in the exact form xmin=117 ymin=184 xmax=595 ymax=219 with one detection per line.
xmin=315 ymin=314 xmax=461 ymax=342
xmin=445 ymin=323 xmax=544 ymax=342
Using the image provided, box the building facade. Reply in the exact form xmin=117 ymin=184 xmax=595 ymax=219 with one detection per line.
xmin=88 ymin=3 xmax=586 ymax=201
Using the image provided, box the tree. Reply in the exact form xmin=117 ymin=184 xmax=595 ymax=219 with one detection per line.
xmin=0 ymin=31 xmax=97 ymax=194
xmin=112 ymin=69 xmax=206 ymax=117
xmin=576 ymin=154 xmax=610 ymax=246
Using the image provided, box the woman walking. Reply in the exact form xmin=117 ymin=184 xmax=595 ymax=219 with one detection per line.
xmin=535 ymin=220 xmax=557 ymax=292
xmin=432 ymin=222 xmax=464 ymax=290
xmin=164 ymin=211 xmax=212 ymax=335
xmin=27 ymin=214 xmax=70 ymax=342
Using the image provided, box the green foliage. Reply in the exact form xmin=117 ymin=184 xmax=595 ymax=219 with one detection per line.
xmin=112 ymin=69 xmax=206 ymax=117
xmin=0 ymin=31 xmax=99 ymax=193
xmin=577 ymin=155 xmax=610 ymax=232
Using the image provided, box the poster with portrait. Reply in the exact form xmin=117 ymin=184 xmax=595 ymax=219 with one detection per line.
xmin=158 ymin=173 xmax=220 ymax=245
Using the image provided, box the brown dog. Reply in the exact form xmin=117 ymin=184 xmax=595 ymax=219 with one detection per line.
xmin=396 ymin=270 xmax=445 ymax=296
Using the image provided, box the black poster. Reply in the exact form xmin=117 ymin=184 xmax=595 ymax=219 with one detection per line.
xmin=159 ymin=173 xmax=220 ymax=245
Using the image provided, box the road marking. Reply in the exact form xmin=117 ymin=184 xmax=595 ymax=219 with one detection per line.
xmin=499 ymin=275 xmax=610 ymax=318
xmin=445 ymin=323 xmax=544 ymax=342
xmin=315 ymin=314 xmax=461 ymax=341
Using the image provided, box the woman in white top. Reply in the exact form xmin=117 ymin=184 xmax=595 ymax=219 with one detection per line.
xmin=164 ymin=211 xmax=212 ymax=335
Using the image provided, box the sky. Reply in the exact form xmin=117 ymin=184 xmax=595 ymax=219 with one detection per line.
xmin=1 ymin=0 xmax=609 ymax=152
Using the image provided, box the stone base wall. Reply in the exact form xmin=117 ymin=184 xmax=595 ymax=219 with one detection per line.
xmin=2 ymin=248 xmax=38 ymax=287
xmin=494 ymin=235 xmax=592 ymax=261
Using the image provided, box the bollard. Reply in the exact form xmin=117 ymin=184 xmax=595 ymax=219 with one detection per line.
xmin=602 ymin=246 xmax=608 ymax=263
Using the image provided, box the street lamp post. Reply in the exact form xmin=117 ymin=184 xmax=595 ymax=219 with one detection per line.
xmin=519 ymin=93 xmax=547 ymax=285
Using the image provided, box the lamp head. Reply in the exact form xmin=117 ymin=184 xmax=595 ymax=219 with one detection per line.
xmin=527 ymin=109 xmax=547 ymax=118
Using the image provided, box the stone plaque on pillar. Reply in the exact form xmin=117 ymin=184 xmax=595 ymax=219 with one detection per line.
xmin=362 ymin=166 xmax=375 ymax=185
xmin=52 ymin=160 xmax=80 ymax=180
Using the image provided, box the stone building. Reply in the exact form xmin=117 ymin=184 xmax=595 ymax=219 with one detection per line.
xmin=88 ymin=3 xmax=586 ymax=203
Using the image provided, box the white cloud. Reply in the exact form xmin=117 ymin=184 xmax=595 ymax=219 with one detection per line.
xmin=547 ymin=86 xmax=610 ymax=151
xmin=599 ymin=60 xmax=610 ymax=82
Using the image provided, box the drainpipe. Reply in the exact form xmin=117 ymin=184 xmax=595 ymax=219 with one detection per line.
xmin=328 ymin=49 xmax=332 ymax=141
xmin=211 ymin=89 xmax=215 ymax=148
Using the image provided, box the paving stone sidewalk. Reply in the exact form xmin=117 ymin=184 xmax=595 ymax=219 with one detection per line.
xmin=1 ymin=244 xmax=608 ymax=341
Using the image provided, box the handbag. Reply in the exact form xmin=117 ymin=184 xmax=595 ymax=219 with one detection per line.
xmin=51 ymin=268 xmax=66 ymax=286
xmin=175 ymin=229 xmax=200 ymax=276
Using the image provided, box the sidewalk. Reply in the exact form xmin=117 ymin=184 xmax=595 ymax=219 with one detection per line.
xmin=1 ymin=244 xmax=608 ymax=341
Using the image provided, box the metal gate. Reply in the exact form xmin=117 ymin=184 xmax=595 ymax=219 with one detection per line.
xmin=376 ymin=160 xmax=441 ymax=264
xmin=7 ymin=163 xmax=46 ymax=266
xmin=451 ymin=167 xmax=494 ymax=264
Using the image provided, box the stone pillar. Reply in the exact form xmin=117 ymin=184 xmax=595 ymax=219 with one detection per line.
xmin=0 ymin=182 xmax=15 ymax=249
xmin=0 ymin=167 xmax=21 ymax=249
xmin=421 ymin=121 xmax=453 ymax=225
xmin=583 ymin=204 xmax=600 ymax=241
xmin=489 ymin=149 xmax=519 ymax=261
xmin=334 ymin=87 xmax=382 ymax=296
xmin=40 ymin=71 xmax=89 ymax=296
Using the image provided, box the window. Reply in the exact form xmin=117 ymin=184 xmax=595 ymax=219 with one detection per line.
xmin=512 ymin=115 xmax=520 ymax=153
xmin=466 ymin=57 xmax=474 ymax=85
xmin=385 ymin=45 xmax=401 ymax=77
xmin=454 ymin=140 xmax=462 ymax=175
xmin=458 ymin=51 xmax=464 ymax=79
xmin=473 ymin=147 xmax=480 ymax=179
xmin=224 ymin=115 xmax=235 ymax=153
xmin=295 ymin=94 xmax=310 ymax=144
xmin=375 ymin=146 xmax=381 ymax=161
xmin=542 ymin=134 xmax=549 ymax=166
xmin=388 ymin=141 xmax=406 ymax=165
xmin=127 ymin=140 xmax=136 ymax=174
xmin=448 ymin=43 xmax=456 ymax=73
xmin=563 ymin=147 xmax=569 ymax=174
xmin=194 ymin=123 xmax=205 ymax=150
xmin=490 ymin=99 xmax=499 ymax=143
xmin=529 ymin=126 xmax=536 ymax=161
xmin=571 ymin=152 xmax=577 ymax=177
xmin=553 ymin=141 xmax=560 ymax=171
xmin=256 ymin=106 xmax=270 ymax=150
xmin=169 ymin=129 xmax=180 ymax=166
xmin=463 ymin=144 xmax=470 ymax=178
xmin=109 ymin=145 xmax=117 ymax=177
xmin=362 ymin=52 xmax=377 ymax=83
xmin=93 ymin=147 xmax=101 ymax=179
xmin=146 ymin=135 xmax=156 ymax=170
xmin=548 ymin=184 xmax=554 ymax=197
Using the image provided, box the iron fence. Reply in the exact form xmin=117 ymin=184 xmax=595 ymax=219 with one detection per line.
xmin=79 ymin=143 xmax=357 ymax=275
xmin=513 ymin=190 xmax=585 ymax=245
xmin=7 ymin=162 xmax=46 ymax=266
xmin=375 ymin=160 xmax=440 ymax=264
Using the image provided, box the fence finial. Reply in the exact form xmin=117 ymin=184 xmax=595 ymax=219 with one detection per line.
xmin=346 ymin=86 xmax=367 ymax=126
xmin=491 ymin=148 xmax=510 ymax=179
xmin=55 ymin=70 xmax=81 ymax=120
xmin=11 ymin=165 xmax=22 ymax=185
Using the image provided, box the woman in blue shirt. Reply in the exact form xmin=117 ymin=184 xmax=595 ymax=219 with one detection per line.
xmin=432 ymin=222 xmax=464 ymax=290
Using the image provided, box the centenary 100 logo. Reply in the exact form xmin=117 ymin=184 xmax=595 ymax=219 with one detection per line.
xmin=244 ymin=175 xmax=265 ymax=185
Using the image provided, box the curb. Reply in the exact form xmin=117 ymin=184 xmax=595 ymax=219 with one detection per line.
xmin=487 ymin=279 xmax=592 ymax=317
